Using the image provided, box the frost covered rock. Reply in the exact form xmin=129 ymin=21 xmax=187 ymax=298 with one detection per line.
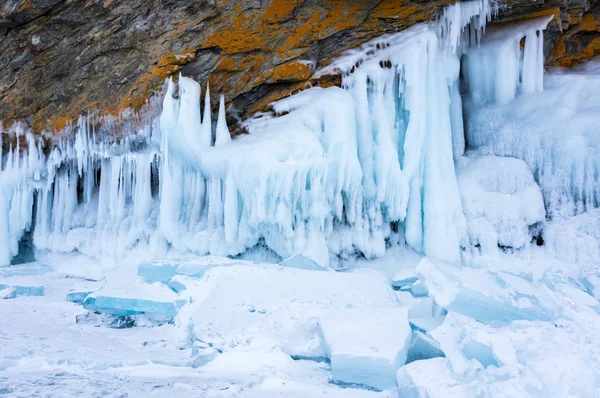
xmin=318 ymin=308 xmax=411 ymax=391
xmin=415 ymin=258 xmax=552 ymax=323
xmin=457 ymin=156 xmax=545 ymax=253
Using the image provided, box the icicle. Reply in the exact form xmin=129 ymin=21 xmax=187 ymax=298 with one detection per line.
xmin=215 ymin=95 xmax=231 ymax=146
xmin=200 ymin=82 xmax=213 ymax=148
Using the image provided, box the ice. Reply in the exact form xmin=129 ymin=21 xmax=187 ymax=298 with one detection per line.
xmin=430 ymin=313 xmax=516 ymax=373
xmin=1 ymin=1 xmax=600 ymax=395
xmin=138 ymin=256 xmax=255 ymax=285
xmin=405 ymin=330 xmax=445 ymax=364
xmin=0 ymin=264 xmax=52 ymax=278
xmin=82 ymin=284 xmax=186 ymax=322
xmin=175 ymin=264 xmax=400 ymax=362
xmin=318 ymin=308 xmax=411 ymax=391
xmin=190 ymin=340 xmax=219 ymax=368
xmin=462 ymin=15 xmax=552 ymax=105
xmin=66 ymin=290 xmax=93 ymax=304
xmin=0 ymin=287 xmax=16 ymax=299
xmin=396 ymin=357 xmax=533 ymax=398
xmin=415 ymin=258 xmax=552 ymax=323
xmin=391 ymin=269 xmax=419 ymax=290
xmin=0 ymin=0 xmax=500 ymax=268
xmin=584 ymin=274 xmax=600 ymax=300
xmin=543 ymin=209 xmax=600 ymax=266
xmin=279 ymin=254 xmax=330 ymax=271
xmin=408 ymin=297 xmax=447 ymax=332
xmin=0 ymin=283 xmax=44 ymax=297
xmin=463 ymin=20 xmax=600 ymax=223
xmin=457 ymin=156 xmax=545 ymax=254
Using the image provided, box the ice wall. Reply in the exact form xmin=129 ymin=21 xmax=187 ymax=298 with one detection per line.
xmin=462 ymin=16 xmax=600 ymax=220
xmin=0 ymin=0 xmax=520 ymax=267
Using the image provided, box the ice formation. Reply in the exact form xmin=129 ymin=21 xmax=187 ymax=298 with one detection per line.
xmin=0 ymin=0 xmax=502 ymax=268
xmin=318 ymin=308 xmax=412 ymax=390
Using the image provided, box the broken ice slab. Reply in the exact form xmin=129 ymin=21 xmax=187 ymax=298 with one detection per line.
xmin=0 ymin=264 xmax=52 ymax=278
xmin=138 ymin=256 xmax=256 ymax=285
xmin=415 ymin=258 xmax=552 ymax=323
xmin=549 ymin=278 xmax=600 ymax=315
xmin=82 ymin=284 xmax=186 ymax=322
xmin=392 ymin=269 xmax=419 ymax=289
xmin=583 ymin=274 xmax=600 ymax=300
xmin=0 ymin=283 xmax=44 ymax=297
xmin=429 ymin=313 xmax=517 ymax=374
xmin=191 ymin=340 xmax=219 ymax=368
xmin=318 ymin=308 xmax=412 ymax=391
xmin=83 ymin=295 xmax=186 ymax=322
xmin=392 ymin=268 xmax=428 ymax=298
xmin=397 ymin=357 xmax=472 ymax=398
xmin=137 ymin=261 xmax=179 ymax=284
xmin=405 ymin=330 xmax=445 ymax=364
xmin=279 ymin=254 xmax=330 ymax=271
xmin=66 ymin=290 xmax=94 ymax=304
xmin=179 ymin=265 xmax=400 ymax=365
xmin=0 ymin=287 xmax=16 ymax=299
xmin=408 ymin=297 xmax=447 ymax=332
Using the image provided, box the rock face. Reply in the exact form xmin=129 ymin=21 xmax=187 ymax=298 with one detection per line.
xmin=0 ymin=0 xmax=598 ymax=134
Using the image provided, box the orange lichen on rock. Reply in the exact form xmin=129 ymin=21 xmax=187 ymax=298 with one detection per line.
xmin=580 ymin=14 xmax=599 ymax=31
xmin=268 ymin=60 xmax=315 ymax=83
xmin=549 ymin=7 xmax=600 ymax=67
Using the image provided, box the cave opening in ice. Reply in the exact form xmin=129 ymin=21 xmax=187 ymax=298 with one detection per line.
xmin=0 ymin=0 xmax=597 ymax=269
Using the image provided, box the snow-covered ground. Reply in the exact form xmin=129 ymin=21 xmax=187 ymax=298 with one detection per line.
xmin=3 ymin=249 xmax=600 ymax=397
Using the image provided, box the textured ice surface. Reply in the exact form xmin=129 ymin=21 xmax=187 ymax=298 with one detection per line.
xmin=405 ymin=331 xmax=445 ymax=364
xmin=318 ymin=308 xmax=411 ymax=390
xmin=408 ymin=297 xmax=447 ymax=331
xmin=464 ymin=41 xmax=600 ymax=221
xmin=0 ymin=264 xmax=52 ymax=278
xmin=279 ymin=254 xmax=330 ymax=271
xmin=138 ymin=256 xmax=253 ymax=284
xmin=0 ymin=283 xmax=44 ymax=297
xmin=457 ymin=156 xmax=545 ymax=253
xmin=66 ymin=290 xmax=93 ymax=304
xmin=176 ymin=264 xmax=401 ymax=361
xmin=0 ymin=287 xmax=16 ymax=299
xmin=83 ymin=283 xmax=186 ymax=322
xmin=415 ymin=258 xmax=552 ymax=322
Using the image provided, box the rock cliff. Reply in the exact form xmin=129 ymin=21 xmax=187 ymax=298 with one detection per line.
xmin=0 ymin=0 xmax=598 ymax=134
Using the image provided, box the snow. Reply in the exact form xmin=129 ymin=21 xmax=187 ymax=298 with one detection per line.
xmin=464 ymin=25 xmax=600 ymax=223
xmin=457 ymin=156 xmax=545 ymax=254
xmin=279 ymin=254 xmax=331 ymax=271
xmin=138 ymin=255 xmax=255 ymax=284
xmin=175 ymin=264 xmax=400 ymax=361
xmin=415 ymin=258 xmax=552 ymax=323
xmin=318 ymin=308 xmax=412 ymax=390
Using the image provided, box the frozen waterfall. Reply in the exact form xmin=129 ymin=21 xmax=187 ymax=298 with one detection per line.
xmin=1 ymin=1 xmax=595 ymax=269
